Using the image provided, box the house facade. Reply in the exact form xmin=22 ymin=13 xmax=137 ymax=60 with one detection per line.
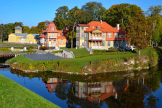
xmin=8 ymin=26 xmax=39 ymax=44
xmin=76 ymin=21 xmax=128 ymax=49
xmin=39 ymin=21 xmax=67 ymax=47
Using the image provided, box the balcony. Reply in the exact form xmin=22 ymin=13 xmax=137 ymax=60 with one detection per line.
xmin=49 ymin=36 xmax=57 ymax=39
xmin=90 ymin=37 xmax=102 ymax=40
xmin=92 ymin=46 xmax=102 ymax=49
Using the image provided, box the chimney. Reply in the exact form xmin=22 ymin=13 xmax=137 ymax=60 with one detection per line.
xmin=100 ymin=20 xmax=102 ymax=24
xmin=117 ymin=24 xmax=119 ymax=30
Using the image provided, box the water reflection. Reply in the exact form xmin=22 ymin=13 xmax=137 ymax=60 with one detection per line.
xmin=0 ymin=65 xmax=161 ymax=108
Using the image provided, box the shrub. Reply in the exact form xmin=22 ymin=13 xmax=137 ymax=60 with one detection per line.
xmin=40 ymin=46 xmax=47 ymax=50
xmin=108 ymin=47 xmax=117 ymax=52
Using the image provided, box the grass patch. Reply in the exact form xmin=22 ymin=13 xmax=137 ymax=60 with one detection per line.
xmin=0 ymin=75 xmax=59 ymax=108
xmin=0 ymin=42 xmax=37 ymax=46
xmin=0 ymin=48 xmax=11 ymax=53
xmin=52 ymin=50 xmax=63 ymax=53
xmin=63 ymin=48 xmax=90 ymax=57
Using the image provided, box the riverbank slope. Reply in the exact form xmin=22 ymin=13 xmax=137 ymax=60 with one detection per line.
xmin=8 ymin=47 xmax=160 ymax=74
xmin=0 ymin=75 xmax=59 ymax=108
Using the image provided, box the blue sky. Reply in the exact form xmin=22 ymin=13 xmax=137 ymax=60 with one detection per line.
xmin=0 ymin=0 xmax=161 ymax=27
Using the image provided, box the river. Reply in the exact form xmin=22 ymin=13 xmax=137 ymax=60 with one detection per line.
xmin=0 ymin=61 xmax=162 ymax=107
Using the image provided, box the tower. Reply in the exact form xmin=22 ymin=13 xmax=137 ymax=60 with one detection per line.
xmin=15 ymin=26 xmax=22 ymax=33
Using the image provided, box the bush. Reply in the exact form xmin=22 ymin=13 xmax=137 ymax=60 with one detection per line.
xmin=108 ymin=47 xmax=117 ymax=52
xmin=40 ymin=46 xmax=47 ymax=50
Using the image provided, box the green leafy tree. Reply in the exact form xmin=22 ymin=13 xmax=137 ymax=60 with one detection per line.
xmin=22 ymin=26 xmax=30 ymax=33
xmin=81 ymin=2 xmax=106 ymax=23
xmin=127 ymin=11 xmax=148 ymax=55
xmin=147 ymin=5 xmax=162 ymax=46
xmin=106 ymin=3 xmax=142 ymax=29
xmin=30 ymin=26 xmax=39 ymax=34
xmin=54 ymin=6 xmax=69 ymax=30
xmin=37 ymin=22 xmax=46 ymax=34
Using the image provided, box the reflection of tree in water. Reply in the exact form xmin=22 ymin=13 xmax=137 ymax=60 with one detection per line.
xmin=9 ymin=66 xmax=162 ymax=108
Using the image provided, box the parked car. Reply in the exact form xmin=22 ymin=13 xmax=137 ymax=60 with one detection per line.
xmin=118 ymin=46 xmax=136 ymax=52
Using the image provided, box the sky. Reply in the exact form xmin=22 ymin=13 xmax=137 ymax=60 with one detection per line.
xmin=0 ymin=0 xmax=161 ymax=28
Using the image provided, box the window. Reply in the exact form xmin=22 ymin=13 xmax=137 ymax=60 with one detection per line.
xmin=54 ymin=40 xmax=56 ymax=44
xmin=113 ymin=87 xmax=116 ymax=92
xmin=97 ymin=26 xmax=100 ymax=29
xmin=76 ymin=41 xmax=79 ymax=46
xmin=61 ymin=39 xmax=63 ymax=44
xmin=102 ymin=33 xmax=106 ymax=38
xmin=106 ymin=87 xmax=110 ymax=93
xmin=81 ymin=27 xmax=84 ymax=30
xmin=107 ymin=33 xmax=111 ymax=38
xmin=114 ymin=33 xmax=118 ymax=38
xmin=119 ymin=35 xmax=122 ymax=38
xmin=58 ymin=33 xmax=60 ymax=36
xmin=102 ymin=41 xmax=105 ymax=46
xmin=108 ymin=41 xmax=110 ymax=46
xmin=123 ymin=35 xmax=125 ymax=38
xmin=81 ymin=33 xmax=84 ymax=38
xmin=77 ymin=26 xmax=79 ymax=30
xmin=52 ymin=27 xmax=54 ymax=31
xmin=92 ymin=26 xmax=94 ymax=29
xmin=62 ymin=33 xmax=64 ymax=36
xmin=76 ymin=33 xmax=79 ymax=37
xmin=85 ymin=33 xmax=88 ymax=38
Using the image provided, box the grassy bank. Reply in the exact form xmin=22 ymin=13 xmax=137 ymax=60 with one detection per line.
xmin=0 ymin=75 xmax=59 ymax=108
xmin=8 ymin=47 xmax=158 ymax=73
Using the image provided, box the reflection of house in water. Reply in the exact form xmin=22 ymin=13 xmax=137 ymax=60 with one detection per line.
xmin=42 ymin=78 xmax=62 ymax=93
xmin=75 ymin=80 xmax=129 ymax=101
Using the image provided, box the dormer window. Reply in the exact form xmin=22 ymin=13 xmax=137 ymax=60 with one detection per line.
xmin=92 ymin=26 xmax=94 ymax=29
xmin=97 ymin=26 xmax=100 ymax=29
xmin=52 ymin=27 xmax=54 ymax=31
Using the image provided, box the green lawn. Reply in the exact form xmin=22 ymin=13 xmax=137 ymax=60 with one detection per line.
xmin=0 ymin=75 xmax=59 ymax=108
xmin=63 ymin=48 xmax=90 ymax=57
xmin=0 ymin=42 xmax=37 ymax=46
xmin=0 ymin=48 xmax=11 ymax=53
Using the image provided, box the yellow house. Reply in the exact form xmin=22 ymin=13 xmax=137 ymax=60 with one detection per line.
xmin=8 ymin=26 xmax=39 ymax=44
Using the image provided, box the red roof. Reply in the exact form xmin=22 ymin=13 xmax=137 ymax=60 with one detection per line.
xmin=43 ymin=21 xmax=59 ymax=33
xmin=79 ymin=21 xmax=118 ymax=33
xmin=57 ymin=30 xmax=66 ymax=39
xmin=77 ymin=24 xmax=89 ymax=27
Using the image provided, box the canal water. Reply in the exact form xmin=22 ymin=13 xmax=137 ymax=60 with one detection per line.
xmin=0 ymin=62 xmax=162 ymax=107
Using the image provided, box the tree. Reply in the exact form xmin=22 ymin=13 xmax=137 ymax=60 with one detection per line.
xmin=106 ymin=3 xmax=142 ymax=29
xmin=36 ymin=22 xmax=46 ymax=34
xmin=127 ymin=11 xmax=148 ymax=55
xmin=68 ymin=6 xmax=84 ymax=48
xmin=22 ymin=26 xmax=30 ymax=33
xmin=81 ymin=2 xmax=106 ymax=23
xmin=147 ymin=5 xmax=162 ymax=46
xmin=30 ymin=26 xmax=39 ymax=34
xmin=54 ymin=6 xmax=69 ymax=30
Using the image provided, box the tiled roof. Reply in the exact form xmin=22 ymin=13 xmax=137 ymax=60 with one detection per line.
xmin=43 ymin=21 xmax=59 ymax=33
xmin=57 ymin=30 xmax=66 ymax=39
xmin=31 ymin=34 xmax=39 ymax=36
xmin=82 ymin=21 xmax=118 ymax=32
xmin=13 ymin=33 xmax=28 ymax=36
xmin=77 ymin=24 xmax=89 ymax=27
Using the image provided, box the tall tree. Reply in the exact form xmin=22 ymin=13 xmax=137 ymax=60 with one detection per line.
xmin=37 ymin=22 xmax=46 ymax=34
xmin=127 ymin=11 xmax=148 ymax=55
xmin=54 ymin=6 xmax=69 ymax=30
xmin=147 ymin=5 xmax=162 ymax=46
xmin=30 ymin=26 xmax=39 ymax=34
xmin=81 ymin=2 xmax=106 ymax=23
xmin=106 ymin=3 xmax=142 ymax=29
xmin=22 ymin=26 xmax=30 ymax=33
